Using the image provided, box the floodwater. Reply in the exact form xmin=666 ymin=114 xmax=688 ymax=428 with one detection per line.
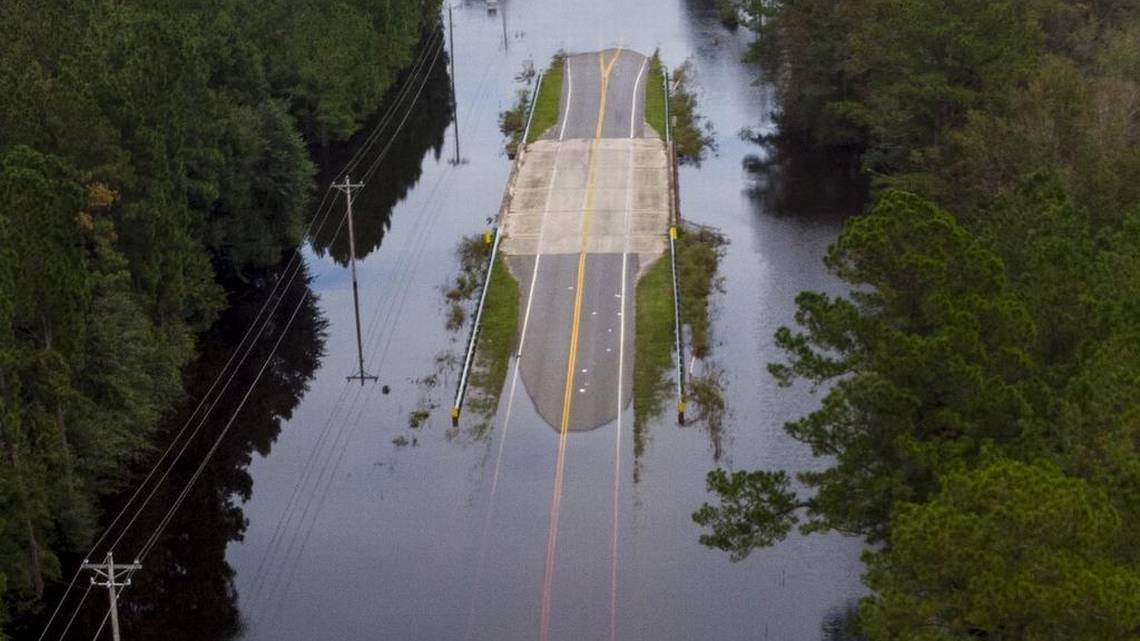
xmin=60 ymin=1 xmax=871 ymax=639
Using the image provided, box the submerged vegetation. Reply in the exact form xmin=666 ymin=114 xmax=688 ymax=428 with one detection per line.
xmin=498 ymin=60 xmax=537 ymax=157
xmin=0 ymin=0 xmax=440 ymax=631
xmin=699 ymin=0 xmax=1140 ymax=637
xmin=677 ymin=225 xmax=726 ymax=359
xmin=688 ymin=365 xmax=727 ymax=462
xmin=501 ymin=53 xmax=564 ymax=152
xmin=401 ymin=234 xmax=519 ymax=445
xmin=716 ymin=0 xmax=740 ymax=30
xmin=677 ymin=226 xmax=728 ymax=461
xmin=647 ymin=51 xmax=716 ymax=163
xmin=633 ymin=225 xmax=727 ymax=477
xmin=668 ymin=62 xmax=716 ymax=164
xmin=499 ymin=92 xmax=530 ymax=157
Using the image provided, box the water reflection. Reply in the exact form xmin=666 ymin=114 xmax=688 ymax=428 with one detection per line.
xmin=94 ymin=2 xmax=873 ymax=639
xmin=309 ymin=31 xmax=454 ymax=265
xmin=743 ymin=131 xmax=868 ymax=219
xmin=72 ymin=258 xmax=327 ymax=641
xmin=821 ymin=602 xmax=866 ymax=641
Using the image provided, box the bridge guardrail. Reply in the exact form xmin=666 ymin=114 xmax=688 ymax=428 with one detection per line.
xmin=452 ymin=72 xmax=544 ymax=425
xmin=664 ymin=69 xmax=686 ymax=424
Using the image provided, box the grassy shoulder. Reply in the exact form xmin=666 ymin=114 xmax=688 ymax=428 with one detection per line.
xmin=526 ymin=53 xmax=565 ymax=144
xmin=633 ymin=253 xmax=676 ymax=456
xmin=645 ymin=52 xmax=667 ymax=138
xmin=399 ymin=236 xmax=519 ymax=442
xmin=467 ymin=253 xmax=520 ymax=419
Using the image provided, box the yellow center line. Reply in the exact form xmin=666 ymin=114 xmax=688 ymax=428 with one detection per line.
xmin=559 ymin=47 xmax=620 ymax=447
xmin=540 ymin=48 xmax=622 ymax=641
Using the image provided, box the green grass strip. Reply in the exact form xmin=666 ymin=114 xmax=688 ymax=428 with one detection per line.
xmin=677 ymin=226 xmax=725 ymax=359
xmin=645 ymin=51 xmax=667 ymax=138
xmin=633 ymin=254 xmax=676 ymax=453
xmin=526 ymin=54 xmax=566 ymax=143
xmin=468 ymin=253 xmax=520 ymax=418
xmin=631 ymin=226 xmax=725 ymax=456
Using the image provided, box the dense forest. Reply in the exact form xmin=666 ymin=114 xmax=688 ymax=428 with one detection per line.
xmin=0 ymin=0 xmax=440 ymax=632
xmin=697 ymin=0 xmax=1140 ymax=637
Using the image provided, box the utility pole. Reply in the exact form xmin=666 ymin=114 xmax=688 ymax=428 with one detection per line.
xmin=335 ymin=175 xmax=378 ymax=386
xmin=501 ymin=3 xmax=508 ymax=51
xmin=82 ymin=553 xmax=141 ymax=641
xmin=447 ymin=5 xmax=461 ymax=165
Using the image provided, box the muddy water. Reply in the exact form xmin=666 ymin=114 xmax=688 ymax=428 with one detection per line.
xmin=88 ymin=1 xmax=871 ymax=640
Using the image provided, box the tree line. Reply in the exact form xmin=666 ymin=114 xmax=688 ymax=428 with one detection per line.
xmin=0 ymin=0 xmax=439 ymax=631
xmin=696 ymin=0 xmax=1140 ymax=637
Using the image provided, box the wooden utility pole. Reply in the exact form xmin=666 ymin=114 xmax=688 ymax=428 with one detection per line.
xmin=335 ymin=175 xmax=378 ymax=385
xmin=82 ymin=553 xmax=141 ymax=641
xmin=501 ymin=3 xmax=508 ymax=51
xmin=448 ymin=5 xmax=461 ymax=165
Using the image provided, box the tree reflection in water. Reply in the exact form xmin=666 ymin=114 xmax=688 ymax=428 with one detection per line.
xmin=76 ymin=34 xmax=458 ymax=636
xmin=743 ymin=130 xmax=867 ymax=220
xmin=72 ymin=257 xmax=327 ymax=641
xmin=309 ymin=30 xmax=454 ymax=266
xmin=821 ymin=601 xmax=866 ymax=641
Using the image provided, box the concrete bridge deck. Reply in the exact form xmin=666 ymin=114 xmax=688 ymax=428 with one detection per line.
xmin=499 ymin=48 xmax=670 ymax=432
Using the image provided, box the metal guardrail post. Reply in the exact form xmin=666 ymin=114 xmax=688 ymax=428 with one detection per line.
xmin=669 ymin=226 xmax=686 ymax=425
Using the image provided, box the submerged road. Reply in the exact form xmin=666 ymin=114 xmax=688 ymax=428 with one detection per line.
xmin=500 ymin=49 xmax=669 ymax=433
xmin=497 ymin=46 xmax=671 ymax=641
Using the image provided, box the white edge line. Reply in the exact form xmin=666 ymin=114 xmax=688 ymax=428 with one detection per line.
xmin=612 ymin=251 xmax=627 ymax=641
xmin=461 ymin=354 xmax=522 ymax=641
xmin=517 ymin=157 xmax=564 ymax=356
xmin=517 ymin=251 xmax=544 ymax=357
xmin=611 ymin=126 xmax=637 ymax=641
xmin=558 ymin=58 xmax=573 ymax=141
xmin=629 ymin=57 xmax=648 ymax=139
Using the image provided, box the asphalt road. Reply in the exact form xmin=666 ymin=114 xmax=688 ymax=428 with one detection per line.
xmin=555 ymin=49 xmax=648 ymax=140
xmin=508 ymin=253 xmax=637 ymax=431
xmin=501 ymin=48 xmax=666 ymax=432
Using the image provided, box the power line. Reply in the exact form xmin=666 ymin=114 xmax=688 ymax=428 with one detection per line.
xmin=251 ymin=16 xmax=511 ymax=632
xmin=38 ymin=48 xmax=444 ymax=641
xmin=35 ymin=25 xmax=457 ymax=640
xmin=250 ymin=105 xmax=478 ymax=627
xmin=245 ymin=38 xmax=461 ymax=617
xmin=358 ymin=39 xmax=447 ymax=184
xmin=135 ymin=281 xmax=318 ymax=564
xmin=66 ymin=12 xmax=486 ymax=636
xmin=105 ymin=204 xmax=335 ymax=557
xmin=341 ymin=30 xmax=445 ymax=179
xmin=52 ymin=583 xmax=90 ymax=641
xmin=34 ymin=188 xmax=336 ymax=641
xmin=225 ymin=34 xmax=461 ymax=624
xmin=34 ymin=185 xmax=336 ymax=640
xmin=79 ymin=554 xmax=140 ymax=641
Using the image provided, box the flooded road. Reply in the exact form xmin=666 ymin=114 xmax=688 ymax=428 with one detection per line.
xmin=501 ymin=48 xmax=667 ymax=434
xmin=89 ymin=1 xmax=870 ymax=640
